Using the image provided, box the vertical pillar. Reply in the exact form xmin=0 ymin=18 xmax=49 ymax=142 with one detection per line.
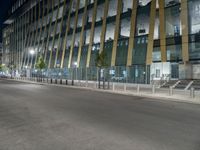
xmin=60 ymin=0 xmax=73 ymax=68
xmin=159 ymin=0 xmax=167 ymax=62
xmin=22 ymin=17 xmax=27 ymax=67
xmin=68 ymin=0 xmax=80 ymax=68
xmin=23 ymin=11 xmax=31 ymax=68
xmin=44 ymin=0 xmax=54 ymax=63
xmin=127 ymin=0 xmax=138 ymax=66
xmin=26 ymin=6 xmax=35 ymax=67
xmin=77 ymin=0 xmax=88 ymax=68
xmin=19 ymin=16 xmax=23 ymax=71
xmin=41 ymin=0 xmax=50 ymax=59
xmin=16 ymin=18 xmax=19 ymax=69
xmin=31 ymin=0 xmax=40 ymax=68
xmin=35 ymin=0 xmax=45 ymax=68
xmin=146 ymin=0 xmax=156 ymax=65
xmin=14 ymin=20 xmax=16 ymax=67
xmin=48 ymin=0 xmax=61 ymax=68
xmin=99 ymin=0 xmax=109 ymax=54
xmin=111 ymin=0 xmax=122 ymax=67
xmin=20 ymin=15 xmax=24 ymax=69
xmin=181 ymin=0 xmax=189 ymax=63
xmin=54 ymin=0 xmax=67 ymax=68
xmin=86 ymin=0 xmax=98 ymax=68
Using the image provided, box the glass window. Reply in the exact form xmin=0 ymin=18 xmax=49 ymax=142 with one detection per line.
xmin=188 ymin=0 xmax=200 ymax=34
xmin=165 ymin=5 xmax=181 ymax=37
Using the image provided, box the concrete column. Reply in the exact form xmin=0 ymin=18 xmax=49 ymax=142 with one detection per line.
xmin=111 ymin=0 xmax=122 ymax=67
xmin=127 ymin=0 xmax=138 ymax=66
xmin=60 ymin=0 xmax=73 ymax=68
xmin=146 ymin=0 xmax=156 ymax=65
xmin=86 ymin=0 xmax=98 ymax=68
xmin=22 ymin=11 xmax=31 ymax=68
xmin=29 ymin=4 xmax=38 ymax=67
xmin=158 ymin=0 xmax=167 ymax=62
xmin=99 ymin=0 xmax=109 ymax=53
xmin=77 ymin=0 xmax=88 ymax=68
xmin=68 ymin=0 xmax=80 ymax=68
xmin=34 ymin=0 xmax=45 ymax=68
xmin=54 ymin=0 xmax=67 ymax=68
xmin=26 ymin=6 xmax=36 ymax=67
xmin=25 ymin=8 xmax=34 ymax=67
xmin=44 ymin=0 xmax=55 ymax=63
xmin=41 ymin=0 xmax=50 ymax=60
xmin=31 ymin=0 xmax=40 ymax=68
xmin=181 ymin=0 xmax=189 ymax=63
xmin=48 ymin=0 xmax=61 ymax=68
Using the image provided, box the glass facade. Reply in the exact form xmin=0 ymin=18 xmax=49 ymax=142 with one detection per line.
xmin=2 ymin=0 xmax=200 ymax=83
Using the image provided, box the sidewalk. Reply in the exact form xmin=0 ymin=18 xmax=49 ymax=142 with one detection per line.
xmin=9 ymin=77 xmax=200 ymax=105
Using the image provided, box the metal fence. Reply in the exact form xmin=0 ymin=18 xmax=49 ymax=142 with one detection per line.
xmin=22 ymin=66 xmax=151 ymax=85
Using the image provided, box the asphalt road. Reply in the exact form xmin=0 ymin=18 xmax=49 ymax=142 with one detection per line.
xmin=0 ymin=79 xmax=200 ymax=150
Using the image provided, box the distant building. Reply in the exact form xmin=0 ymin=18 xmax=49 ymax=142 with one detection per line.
xmin=2 ymin=0 xmax=200 ymax=83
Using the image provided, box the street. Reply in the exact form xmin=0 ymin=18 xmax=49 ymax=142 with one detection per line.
xmin=0 ymin=79 xmax=200 ymax=150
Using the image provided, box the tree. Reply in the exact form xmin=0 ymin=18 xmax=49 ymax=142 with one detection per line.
xmin=35 ymin=56 xmax=46 ymax=81
xmin=95 ymin=50 xmax=107 ymax=67
xmin=0 ymin=64 xmax=3 ymax=72
xmin=95 ymin=51 xmax=108 ymax=89
xmin=0 ymin=64 xmax=8 ymax=73
xmin=36 ymin=56 xmax=46 ymax=70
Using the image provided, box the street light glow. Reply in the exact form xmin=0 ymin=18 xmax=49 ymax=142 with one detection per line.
xmin=29 ymin=49 xmax=35 ymax=55
xmin=74 ymin=62 xmax=78 ymax=66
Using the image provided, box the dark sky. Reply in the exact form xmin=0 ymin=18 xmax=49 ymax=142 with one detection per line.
xmin=0 ymin=0 xmax=16 ymax=42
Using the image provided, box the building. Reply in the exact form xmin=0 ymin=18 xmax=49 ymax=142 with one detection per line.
xmin=0 ymin=43 xmax=2 ymax=64
xmin=2 ymin=0 xmax=200 ymax=83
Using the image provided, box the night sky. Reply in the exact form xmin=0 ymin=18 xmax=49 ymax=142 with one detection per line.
xmin=0 ymin=0 xmax=16 ymax=42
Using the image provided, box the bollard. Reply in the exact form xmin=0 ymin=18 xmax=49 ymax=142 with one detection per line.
xmin=124 ymin=83 xmax=127 ymax=91
xmin=60 ymin=79 xmax=62 ymax=84
xmin=190 ymin=87 xmax=195 ymax=98
xmin=169 ymin=86 xmax=173 ymax=96
xmin=107 ymin=81 xmax=110 ymax=89
xmin=86 ymin=80 xmax=88 ymax=87
xmin=51 ymin=78 xmax=53 ymax=84
xmin=152 ymin=84 xmax=155 ymax=94
xmin=72 ymin=80 xmax=74 ymax=85
xmin=55 ymin=79 xmax=57 ymax=84
xmin=94 ymin=82 xmax=97 ymax=88
xmin=137 ymin=84 xmax=140 ymax=93
xmin=112 ymin=83 xmax=115 ymax=91
xmin=66 ymin=80 xmax=68 ymax=85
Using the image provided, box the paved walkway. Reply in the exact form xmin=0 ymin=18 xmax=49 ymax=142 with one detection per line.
xmin=11 ymin=78 xmax=200 ymax=105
